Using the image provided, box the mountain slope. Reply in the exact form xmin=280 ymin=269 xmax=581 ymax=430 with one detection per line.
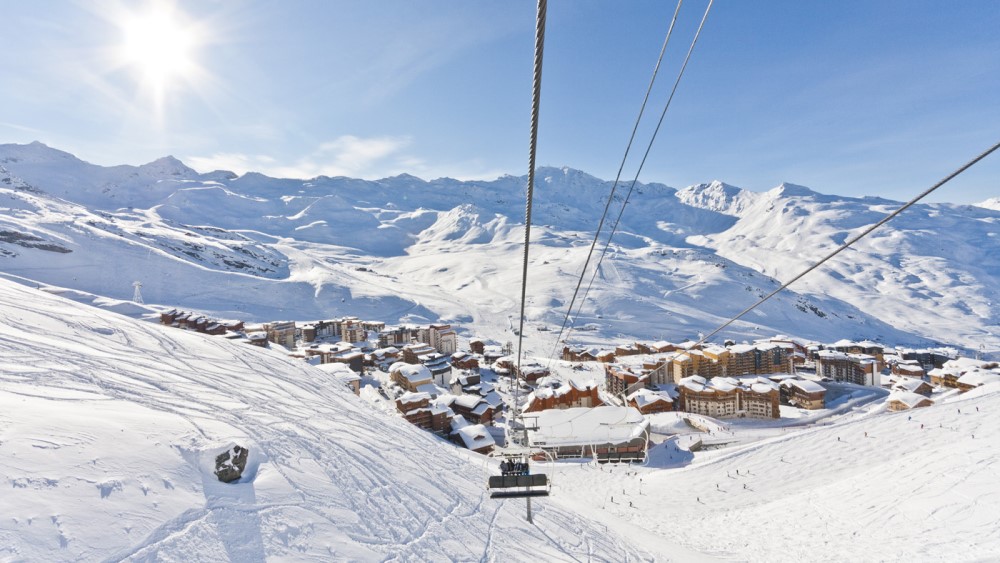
xmin=0 ymin=277 xmax=660 ymax=561
xmin=1 ymin=142 xmax=997 ymax=353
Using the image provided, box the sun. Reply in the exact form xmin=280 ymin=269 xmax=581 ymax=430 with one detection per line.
xmin=116 ymin=3 xmax=201 ymax=110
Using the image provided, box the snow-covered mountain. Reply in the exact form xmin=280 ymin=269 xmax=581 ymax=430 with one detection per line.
xmin=1 ymin=141 xmax=998 ymax=354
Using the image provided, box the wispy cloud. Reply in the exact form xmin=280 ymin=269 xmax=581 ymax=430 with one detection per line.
xmin=186 ymin=135 xmax=511 ymax=181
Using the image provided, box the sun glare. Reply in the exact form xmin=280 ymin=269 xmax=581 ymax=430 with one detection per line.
xmin=116 ymin=3 xmax=201 ymax=112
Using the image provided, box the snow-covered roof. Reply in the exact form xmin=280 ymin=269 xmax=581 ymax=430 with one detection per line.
xmin=398 ymin=391 xmax=430 ymax=405
xmin=892 ymin=377 xmax=929 ymax=393
xmin=957 ymin=370 xmax=1000 ymax=387
xmin=455 ymin=424 xmax=495 ymax=451
xmin=783 ymin=379 xmax=825 ymax=393
xmin=390 ymin=362 xmax=433 ymax=383
xmin=415 ymin=383 xmax=440 ymax=397
xmin=527 ymin=407 xmax=648 ymax=447
xmin=888 ymin=391 xmax=933 ymax=408
xmin=627 ymin=388 xmax=673 ymax=408
xmin=453 ymin=394 xmax=483 ymax=409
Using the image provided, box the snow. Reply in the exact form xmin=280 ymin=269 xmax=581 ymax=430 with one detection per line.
xmin=0 ymin=278 xmax=654 ymax=561
xmin=527 ymin=407 xmax=648 ymax=446
xmin=3 ymin=142 xmax=998 ymax=359
xmin=3 ymin=142 xmax=1000 ymax=560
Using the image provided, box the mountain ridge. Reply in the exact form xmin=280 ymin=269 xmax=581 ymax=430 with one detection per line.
xmin=0 ymin=141 xmax=997 ymax=354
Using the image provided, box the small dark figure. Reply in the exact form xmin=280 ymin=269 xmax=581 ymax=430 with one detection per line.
xmin=743 ymin=484 xmax=747 ymax=489
xmin=864 ymin=432 xmax=868 ymax=438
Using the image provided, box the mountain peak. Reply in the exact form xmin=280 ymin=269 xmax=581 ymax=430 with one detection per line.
xmin=770 ymin=182 xmax=821 ymax=198
xmin=975 ymin=197 xmax=1000 ymax=211
xmin=138 ymin=155 xmax=198 ymax=178
xmin=676 ymin=180 xmax=754 ymax=215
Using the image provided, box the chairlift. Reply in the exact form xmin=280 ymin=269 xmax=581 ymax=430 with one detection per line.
xmin=487 ymin=447 xmax=551 ymax=499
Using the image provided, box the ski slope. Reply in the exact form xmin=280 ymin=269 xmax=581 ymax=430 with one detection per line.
xmin=0 ymin=277 xmax=660 ymax=561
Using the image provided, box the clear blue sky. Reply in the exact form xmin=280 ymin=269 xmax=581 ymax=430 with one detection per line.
xmin=2 ymin=0 xmax=998 ymax=202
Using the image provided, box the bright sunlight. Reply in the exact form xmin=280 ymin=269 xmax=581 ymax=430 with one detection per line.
xmin=116 ymin=2 xmax=201 ymax=114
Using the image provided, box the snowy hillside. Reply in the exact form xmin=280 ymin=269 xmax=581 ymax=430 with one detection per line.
xmin=3 ymin=272 xmax=1000 ymax=561
xmin=0 ymin=277 xmax=655 ymax=561
xmin=551 ymin=383 xmax=1000 ymax=561
xmin=977 ymin=197 xmax=1000 ymax=211
xmin=1 ymin=141 xmax=998 ymax=355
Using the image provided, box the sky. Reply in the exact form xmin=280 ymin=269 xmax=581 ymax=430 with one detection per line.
xmin=2 ymin=0 xmax=998 ymax=203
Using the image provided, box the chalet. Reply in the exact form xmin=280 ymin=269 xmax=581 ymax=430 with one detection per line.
xmin=527 ymin=406 xmax=649 ymax=463
xmin=956 ymin=369 xmax=1000 ymax=392
xmin=891 ymin=361 xmax=925 ymax=379
xmin=449 ymin=417 xmax=495 ymax=454
xmin=891 ymin=377 xmax=934 ymax=397
xmin=368 ymin=346 xmax=400 ymax=369
xmin=396 ymin=392 xmax=450 ymax=432
xmin=516 ymin=362 xmax=550 ymax=385
xmin=390 ymin=362 xmax=434 ymax=392
xmin=562 ymin=346 xmax=598 ymax=362
xmin=627 ymin=388 xmax=674 ymax=414
xmin=928 ymin=367 xmax=958 ymax=387
xmin=246 ymin=331 xmax=269 ymax=347
xmin=525 ymin=380 xmax=602 ymax=412
xmin=159 ymin=309 xmax=179 ymax=325
xmin=469 ymin=338 xmax=485 ymax=355
xmin=495 ymin=357 xmax=548 ymax=384
xmin=449 ymin=371 xmax=482 ymax=395
xmin=615 ymin=343 xmax=641 ymax=357
xmin=447 ymin=394 xmax=496 ymax=425
xmin=887 ymin=391 xmax=933 ymax=412
xmin=483 ymin=344 xmax=506 ymax=364
xmin=780 ymin=378 xmax=826 ymax=409
xmin=451 ymin=351 xmax=479 ymax=371
xmin=452 ymin=424 xmax=495 ymax=455
xmin=595 ymin=350 xmax=617 ymax=363
xmin=650 ymin=341 xmax=680 ymax=353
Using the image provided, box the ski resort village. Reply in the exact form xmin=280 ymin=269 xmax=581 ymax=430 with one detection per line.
xmin=153 ymin=308 xmax=1000 ymax=463
xmin=3 ymin=0 xmax=1000 ymax=559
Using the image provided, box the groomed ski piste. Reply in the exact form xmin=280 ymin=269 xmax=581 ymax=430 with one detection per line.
xmin=3 ymin=276 xmax=1000 ymax=561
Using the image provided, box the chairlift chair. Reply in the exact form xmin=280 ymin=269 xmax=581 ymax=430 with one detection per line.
xmin=487 ymin=447 xmax=550 ymax=499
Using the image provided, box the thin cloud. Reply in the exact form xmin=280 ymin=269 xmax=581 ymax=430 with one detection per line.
xmin=186 ymin=135 xmax=515 ymax=182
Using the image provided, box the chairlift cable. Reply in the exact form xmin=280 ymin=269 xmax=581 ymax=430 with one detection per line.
xmin=694 ymin=138 xmax=1000 ymax=347
xmin=513 ymin=0 xmax=546 ymax=454
xmin=557 ymin=0 xmax=715 ymax=356
xmin=548 ymin=0 xmax=685 ymax=364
